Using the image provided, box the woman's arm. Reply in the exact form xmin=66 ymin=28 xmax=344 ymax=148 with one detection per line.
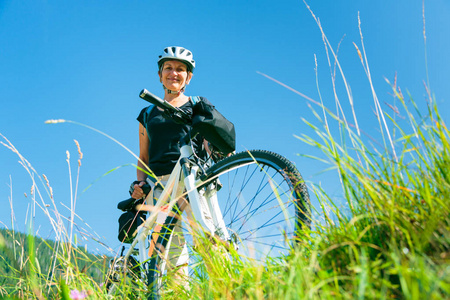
xmin=137 ymin=123 xmax=150 ymax=181
xmin=132 ymin=123 xmax=150 ymax=199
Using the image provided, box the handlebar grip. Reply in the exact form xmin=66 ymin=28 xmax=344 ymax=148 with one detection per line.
xmin=139 ymin=89 xmax=178 ymax=112
xmin=139 ymin=89 xmax=167 ymax=108
xmin=139 ymin=89 xmax=190 ymax=120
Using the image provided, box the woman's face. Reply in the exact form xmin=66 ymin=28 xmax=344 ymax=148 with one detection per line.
xmin=159 ymin=60 xmax=193 ymax=92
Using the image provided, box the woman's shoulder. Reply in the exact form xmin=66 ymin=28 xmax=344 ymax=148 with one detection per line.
xmin=190 ymin=96 xmax=213 ymax=106
xmin=137 ymin=105 xmax=157 ymax=124
xmin=139 ymin=105 xmax=157 ymax=116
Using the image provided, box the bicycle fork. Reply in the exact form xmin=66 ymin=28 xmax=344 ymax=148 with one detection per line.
xmin=179 ymin=157 xmax=230 ymax=243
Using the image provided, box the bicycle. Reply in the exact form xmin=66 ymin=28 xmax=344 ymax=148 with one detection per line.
xmin=105 ymin=89 xmax=311 ymax=299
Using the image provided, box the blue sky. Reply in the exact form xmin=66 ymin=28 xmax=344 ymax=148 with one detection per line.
xmin=1 ymin=0 xmax=449 ymax=255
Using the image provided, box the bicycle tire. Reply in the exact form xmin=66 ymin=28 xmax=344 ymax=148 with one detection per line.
xmin=146 ymin=150 xmax=311 ymax=299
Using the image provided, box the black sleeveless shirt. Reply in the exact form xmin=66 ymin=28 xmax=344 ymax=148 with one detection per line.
xmin=137 ymin=99 xmax=205 ymax=176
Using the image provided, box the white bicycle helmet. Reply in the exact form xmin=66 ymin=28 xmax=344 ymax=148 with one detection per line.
xmin=158 ymin=46 xmax=195 ymax=73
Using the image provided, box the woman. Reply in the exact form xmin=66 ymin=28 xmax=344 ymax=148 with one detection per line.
xmin=133 ymin=46 xmax=201 ymax=193
xmin=130 ymin=46 xmax=231 ymax=276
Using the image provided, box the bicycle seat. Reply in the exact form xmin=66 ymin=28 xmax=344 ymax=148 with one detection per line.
xmin=117 ymin=198 xmax=141 ymax=212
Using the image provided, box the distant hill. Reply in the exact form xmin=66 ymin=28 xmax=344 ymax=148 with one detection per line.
xmin=0 ymin=227 xmax=108 ymax=294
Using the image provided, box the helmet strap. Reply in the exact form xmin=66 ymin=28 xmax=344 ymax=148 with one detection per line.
xmin=163 ymin=85 xmax=185 ymax=95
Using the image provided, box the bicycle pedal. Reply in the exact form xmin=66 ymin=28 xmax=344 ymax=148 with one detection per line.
xmin=228 ymin=233 xmax=239 ymax=251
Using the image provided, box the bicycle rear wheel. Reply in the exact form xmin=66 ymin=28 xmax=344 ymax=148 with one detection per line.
xmin=146 ymin=150 xmax=310 ymax=299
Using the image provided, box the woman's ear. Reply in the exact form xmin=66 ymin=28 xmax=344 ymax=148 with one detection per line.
xmin=186 ymin=72 xmax=193 ymax=85
xmin=158 ymin=71 xmax=162 ymax=83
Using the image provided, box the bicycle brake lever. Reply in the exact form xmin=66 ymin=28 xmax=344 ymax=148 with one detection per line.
xmin=119 ymin=184 xmax=151 ymax=211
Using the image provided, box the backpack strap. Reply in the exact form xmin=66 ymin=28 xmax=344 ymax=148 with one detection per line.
xmin=190 ymin=96 xmax=201 ymax=105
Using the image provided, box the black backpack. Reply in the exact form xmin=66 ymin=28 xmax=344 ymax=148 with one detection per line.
xmin=191 ymin=96 xmax=235 ymax=155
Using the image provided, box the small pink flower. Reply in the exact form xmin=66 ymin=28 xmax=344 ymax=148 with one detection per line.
xmin=70 ymin=289 xmax=87 ymax=300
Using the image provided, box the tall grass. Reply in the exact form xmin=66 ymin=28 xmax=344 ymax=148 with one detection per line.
xmin=0 ymin=137 xmax=111 ymax=299
xmin=177 ymin=74 xmax=449 ymax=300
xmin=1 ymin=85 xmax=449 ymax=299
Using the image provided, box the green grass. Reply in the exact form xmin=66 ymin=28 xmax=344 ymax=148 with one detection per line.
xmin=2 ymin=86 xmax=448 ymax=299
xmin=161 ymin=85 xmax=448 ymax=300
xmin=0 ymin=228 xmax=108 ymax=299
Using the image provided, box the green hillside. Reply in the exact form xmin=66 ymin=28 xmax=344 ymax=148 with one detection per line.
xmin=0 ymin=227 xmax=107 ymax=297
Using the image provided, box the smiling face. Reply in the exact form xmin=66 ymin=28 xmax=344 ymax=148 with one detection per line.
xmin=158 ymin=60 xmax=193 ymax=93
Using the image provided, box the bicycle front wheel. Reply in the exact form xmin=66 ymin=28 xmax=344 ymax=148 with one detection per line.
xmin=202 ymin=149 xmax=311 ymax=259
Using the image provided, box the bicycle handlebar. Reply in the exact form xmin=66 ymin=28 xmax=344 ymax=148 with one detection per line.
xmin=139 ymin=88 xmax=196 ymax=145
xmin=139 ymin=89 xmax=190 ymax=120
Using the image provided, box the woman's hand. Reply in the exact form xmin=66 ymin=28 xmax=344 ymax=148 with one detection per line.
xmin=131 ymin=181 xmax=147 ymax=199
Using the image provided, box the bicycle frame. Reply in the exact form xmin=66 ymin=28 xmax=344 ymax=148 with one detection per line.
xmin=106 ymin=89 xmax=238 ymax=295
xmin=122 ymin=142 xmax=229 ymax=272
